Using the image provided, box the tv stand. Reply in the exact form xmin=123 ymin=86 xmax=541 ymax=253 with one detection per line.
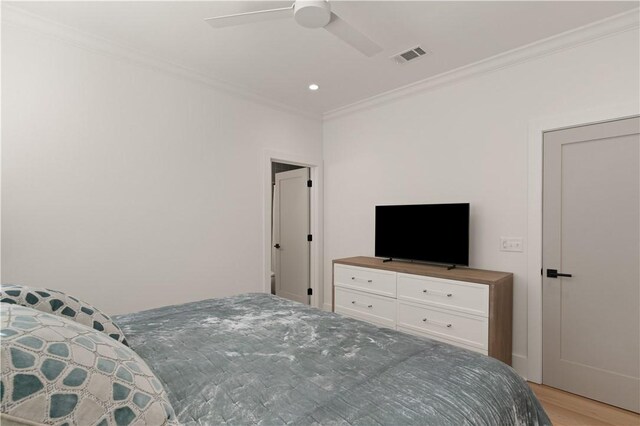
xmin=332 ymin=256 xmax=513 ymax=365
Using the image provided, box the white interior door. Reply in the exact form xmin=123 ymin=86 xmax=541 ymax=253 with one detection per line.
xmin=274 ymin=167 xmax=310 ymax=304
xmin=542 ymin=117 xmax=640 ymax=412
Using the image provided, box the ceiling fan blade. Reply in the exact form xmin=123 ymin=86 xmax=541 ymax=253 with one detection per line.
xmin=324 ymin=12 xmax=383 ymax=57
xmin=205 ymin=5 xmax=293 ymax=28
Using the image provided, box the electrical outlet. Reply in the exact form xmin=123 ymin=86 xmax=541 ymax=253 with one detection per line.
xmin=500 ymin=237 xmax=524 ymax=252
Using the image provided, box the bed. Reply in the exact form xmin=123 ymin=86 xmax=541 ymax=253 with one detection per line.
xmin=113 ymin=293 xmax=550 ymax=425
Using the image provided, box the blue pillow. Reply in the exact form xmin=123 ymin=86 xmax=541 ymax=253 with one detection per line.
xmin=1 ymin=284 xmax=128 ymax=346
xmin=0 ymin=304 xmax=177 ymax=425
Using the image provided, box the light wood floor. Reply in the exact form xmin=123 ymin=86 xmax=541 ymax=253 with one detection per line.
xmin=529 ymin=383 xmax=640 ymax=426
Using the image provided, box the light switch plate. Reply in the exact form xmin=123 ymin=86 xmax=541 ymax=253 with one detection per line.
xmin=500 ymin=237 xmax=524 ymax=252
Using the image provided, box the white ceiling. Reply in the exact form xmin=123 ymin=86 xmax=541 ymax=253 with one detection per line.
xmin=8 ymin=1 xmax=639 ymax=115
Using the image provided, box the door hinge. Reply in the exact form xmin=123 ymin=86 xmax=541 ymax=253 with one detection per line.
xmin=307 ymin=234 xmax=313 ymax=242
xmin=307 ymin=288 xmax=313 ymax=296
xmin=307 ymin=180 xmax=312 ymax=187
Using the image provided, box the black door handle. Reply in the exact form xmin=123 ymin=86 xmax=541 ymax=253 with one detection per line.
xmin=274 ymin=244 xmax=280 ymax=249
xmin=547 ymin=269 xmax=572 ymax=278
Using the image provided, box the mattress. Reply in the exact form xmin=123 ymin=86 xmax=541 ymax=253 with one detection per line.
xmin=115 ymin=293 xmax=550 ymax=425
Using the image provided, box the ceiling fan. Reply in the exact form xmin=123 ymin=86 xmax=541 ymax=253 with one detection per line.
xmin=205 ymin=0 xmax=383 ymax=57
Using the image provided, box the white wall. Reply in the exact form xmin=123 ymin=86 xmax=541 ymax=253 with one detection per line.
xmin=3 ymin=6 xmax=638 ymax=376
xmin=323 ymin=29 xmax=640 ymax=375
xmin=1 ymin=21 xmax=322 ymax=315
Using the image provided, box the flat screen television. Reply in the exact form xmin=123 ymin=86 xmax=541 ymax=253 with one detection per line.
xmin=375 ymin=203 xmax=470 ymax=266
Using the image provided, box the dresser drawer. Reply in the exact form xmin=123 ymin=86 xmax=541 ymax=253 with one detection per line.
xmin=397 ymin=273 xmax=489 ymax=317
xmin=397 ymin=326 xmax=488 ymax=356
xmin=335 ymin=287 xmax=396 ymax=329
xmin=397 ymin=301 xmax=488 ymax=351
xmin=334 ymin=264 xmax=396 ymax=297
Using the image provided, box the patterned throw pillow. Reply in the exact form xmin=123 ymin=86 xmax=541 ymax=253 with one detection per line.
xmin=0 ymin=304 xmax=177 ymax=425
xmin=0 ymin=284 xmax=128 ymax=347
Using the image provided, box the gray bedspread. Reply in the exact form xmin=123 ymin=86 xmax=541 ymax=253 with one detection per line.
xmin=115 ymin=293 xmax=550 ymax=426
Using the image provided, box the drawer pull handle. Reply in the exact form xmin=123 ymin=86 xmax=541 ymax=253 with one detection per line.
xmin=422 ymin=318 xmax=452 ymax=328
xmin=422 ymin=289 xmax=452 ymax=297
xmin=351 ymin=301 xmax=373 ymax=308
xmin=352 ymin=277 xmax=373 ymax=283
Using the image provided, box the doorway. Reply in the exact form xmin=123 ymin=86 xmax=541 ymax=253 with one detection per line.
xmin=542 ymin=116 xmax=639 ymax=412
xmin=271 ymin=162 xmax=311 ymax=304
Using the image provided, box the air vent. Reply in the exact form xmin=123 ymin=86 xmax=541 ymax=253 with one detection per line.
xmin=391 ymin=46 xmax=429 ymax=64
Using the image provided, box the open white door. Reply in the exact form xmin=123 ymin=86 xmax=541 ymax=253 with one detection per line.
xmin=273 ymin=167 xmax=310 ymax=304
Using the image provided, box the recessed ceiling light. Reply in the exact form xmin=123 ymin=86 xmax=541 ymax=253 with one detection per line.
xmin=308 ymin=83 xmax=319 ymax=91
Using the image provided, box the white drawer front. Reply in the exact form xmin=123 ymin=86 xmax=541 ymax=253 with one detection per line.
xmin=335 ymin=287 xmax=396 ymax=329
xmin=334 ymin=264 xmax=396 ymax=297
xmin=397 ymin=273 xmax=489 ymax=317
xmin=397 ymin=326 xmax=488 ymax=356
xmin=397 ymin=301 xmax=488 ymax=351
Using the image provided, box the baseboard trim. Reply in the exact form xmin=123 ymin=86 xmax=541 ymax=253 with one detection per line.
xmin=322 ymin=303 xmax=333 ymax=312
xmin=512 ymin=353 xmax=528 ymax=380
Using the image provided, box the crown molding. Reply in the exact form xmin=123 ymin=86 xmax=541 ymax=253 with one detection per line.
xmin=4 ymin=4 xmax=637 ymax=123
xmin=323 ymin=8 xmax=640 ymax=121
xmin=1 ymin=4 xmax=322 ymax=121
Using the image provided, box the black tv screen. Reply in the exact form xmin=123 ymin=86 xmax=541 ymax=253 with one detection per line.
xmin=375 ymin=203 xmax=470 ymax=266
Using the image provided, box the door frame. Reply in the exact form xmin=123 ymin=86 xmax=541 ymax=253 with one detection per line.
xmin=263 ymin=150 xmax=323 ymax=309
xmin=274 ymin=166 xmax=310 ymax=304
xmin=526 ymin=102 xmax=639 ymax=383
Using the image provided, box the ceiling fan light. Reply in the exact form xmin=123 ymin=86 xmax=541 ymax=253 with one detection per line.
xmin=308 ymin=84 xmax=319 ymax=91
xmin=294 ymin=0 xmax=331 ymax=28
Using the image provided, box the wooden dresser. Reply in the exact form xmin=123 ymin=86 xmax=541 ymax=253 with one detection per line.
xmin=332 ymin=256 xmax=513 ymax=365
